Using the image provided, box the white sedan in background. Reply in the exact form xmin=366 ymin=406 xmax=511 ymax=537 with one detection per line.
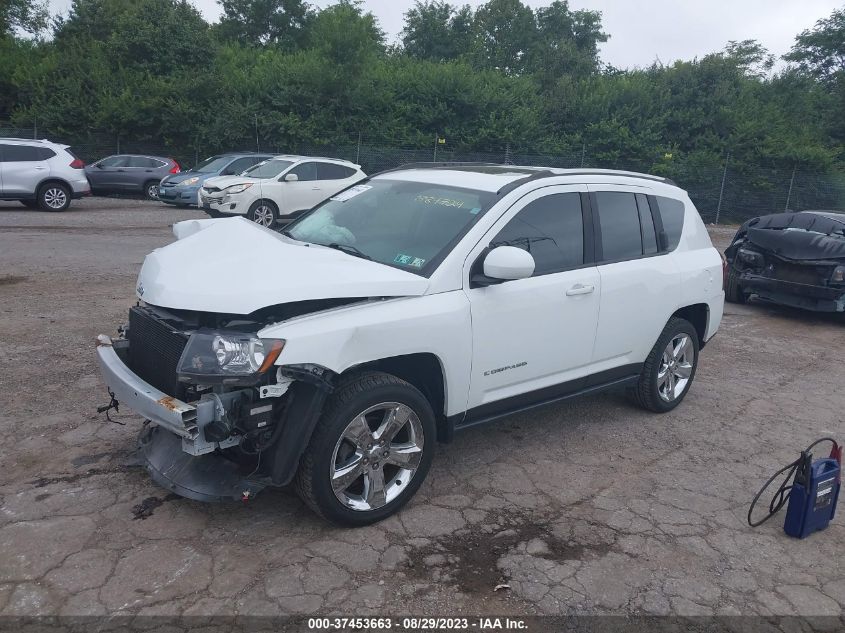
xmin=200 ymin=155 xmax=366 ymax=227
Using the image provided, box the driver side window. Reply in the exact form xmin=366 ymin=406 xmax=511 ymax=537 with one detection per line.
xmin=490 ymin=193 xmax=584 ymax=276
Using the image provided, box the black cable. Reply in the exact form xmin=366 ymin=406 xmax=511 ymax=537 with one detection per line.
xmin=747 ymin=437 xmax=838 ymax=527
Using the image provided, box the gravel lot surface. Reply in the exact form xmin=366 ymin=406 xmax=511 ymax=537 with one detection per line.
xmin=1 ymin=198 xmax=843 ymax=618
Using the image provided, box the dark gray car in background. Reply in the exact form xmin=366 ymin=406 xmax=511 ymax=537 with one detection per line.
xmin=85 ymin=154 xmax=180 ymax=200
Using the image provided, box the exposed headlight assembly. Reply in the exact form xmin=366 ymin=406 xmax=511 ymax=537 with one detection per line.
xmin=737 ymin=248 xmax=764 ymax=268
xmin=831 ymin=265 xmax=845 ymax=283
xmin=225 ymin=183 xmax=253 ymax=194
xmin=177 ymin=331 xmax=285 ymax=384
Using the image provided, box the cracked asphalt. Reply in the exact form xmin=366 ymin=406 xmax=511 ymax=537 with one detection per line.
xmin=1 ymin=199 xmax=844 ymax=618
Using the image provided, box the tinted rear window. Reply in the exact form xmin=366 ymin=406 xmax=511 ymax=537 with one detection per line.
xmin=2 ymin=144 xmax=44 ymax=161
xmin=656 ymin=196 xmax=686 ymax=250
xmin=595 ymin=192 xmax=643 ymax=261
xmin=318 ymin=163 xmax=356 ymax=180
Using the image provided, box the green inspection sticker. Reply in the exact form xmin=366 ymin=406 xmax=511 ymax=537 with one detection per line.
xmin=394 ymin=254 xmax=426 ymax=267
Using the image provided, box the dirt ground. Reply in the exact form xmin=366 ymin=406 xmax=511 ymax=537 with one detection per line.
xmin=1 ymin=198 xmax=843 ymax=618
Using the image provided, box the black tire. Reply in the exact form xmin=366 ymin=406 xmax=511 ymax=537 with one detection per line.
xmin=37 ymin=182 xmax=71 ymax=212
xmin=725 ymin=266 xmax=746 ymax=303
xmin=247 ymin=200 xmax=278 ymax=228
xmin=295 ymin=371 xmax=436 ymax=526
xmin=144 ymin=180 xmax=160 ymax=201
xmin=632 ymin=317 xmax=700 ymax=413
xmin=20 ymin=200 xmax=39 ymax=209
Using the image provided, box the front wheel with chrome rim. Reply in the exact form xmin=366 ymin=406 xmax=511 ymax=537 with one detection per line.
xmin=144 ymin=181 xmax=160 ymax=200
xmin=632 ymin=316 xmax=699 ymax=413
xmin=295 ymin=372 xmax=436 ymax=525
xmin=247 ymin=200 xmax=278 ymax=228
xmin=38 ymin=183 xmax=71 ymax=212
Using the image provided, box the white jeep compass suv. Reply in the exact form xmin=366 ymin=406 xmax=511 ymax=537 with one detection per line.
xmin=96 ymin=164 xmax=724 ymax=525
xmin=0 ymin=138 xmax=90 ymax=210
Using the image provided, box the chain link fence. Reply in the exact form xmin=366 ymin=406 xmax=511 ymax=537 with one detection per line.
xmin=3 ymin=122 xmax=843 ymax=224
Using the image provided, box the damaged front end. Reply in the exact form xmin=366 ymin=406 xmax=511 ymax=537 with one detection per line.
xmin=96 ymin=303 xmax=343 ymax=502
xmin=725 ymin=212 xmax=845 ymax=313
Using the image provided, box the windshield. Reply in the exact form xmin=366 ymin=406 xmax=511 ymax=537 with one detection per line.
xmin=286 ymin=179 xmax=494 ymax=275
xmin=243 ymin=160 xmax=294 ymax=179
xmin=193 ymin=156 xmax=233 ymax=173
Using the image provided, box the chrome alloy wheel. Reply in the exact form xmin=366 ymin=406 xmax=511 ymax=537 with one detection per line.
xmin=44 ymin=187 xmax=67 ymax=209
xmin=330 ymin=402 xmax=425 ymax=511
xmin=658 ymin=333 xmax=695 ymax=402
xmin=251 ymin=204 xmax=274 ymax=227
xmin=147 ymin=183 xmax=159 ymax=199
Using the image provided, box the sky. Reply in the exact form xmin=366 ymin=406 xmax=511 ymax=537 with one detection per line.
xmin=46 ymin=0 xmax=842 ymax=69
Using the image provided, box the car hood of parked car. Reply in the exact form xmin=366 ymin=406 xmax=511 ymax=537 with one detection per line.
xmin=136 ymin=217 xmax=430 ymax=314
xmin=162 ymin=171 xmax=210 ymax=186
xmin=202 ymin=175 xmax=261 ymax=190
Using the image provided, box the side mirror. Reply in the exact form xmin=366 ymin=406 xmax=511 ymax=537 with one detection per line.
xmin=482 ymin=246 xmax=535 ymax=282
xmin=96 ymin=163 xmax=105 ymax=169
xmin=283 ymin=173 xmax=299 ymax=182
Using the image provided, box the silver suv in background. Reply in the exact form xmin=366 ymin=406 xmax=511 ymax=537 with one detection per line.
xmin=85 ymin=154 xmax=180 ymax=200
xmin=0 ymin=138 xmax=90 ymax=211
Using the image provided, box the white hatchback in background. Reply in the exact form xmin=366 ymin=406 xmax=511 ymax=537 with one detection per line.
xmin=200 ymin=155 xmax=366 ymax=227
xmin=0 ymin=138 xmax=90 ymax=211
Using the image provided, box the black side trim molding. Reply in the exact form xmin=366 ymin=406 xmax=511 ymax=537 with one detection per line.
xmin=452 ymin=363 xmax=643 ymax=432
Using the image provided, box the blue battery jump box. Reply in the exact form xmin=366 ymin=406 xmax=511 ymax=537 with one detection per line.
xmin=748 ymin=439 xmax=841 ymax=539
xmin=783 ymin=451 xmax=841 ymax=538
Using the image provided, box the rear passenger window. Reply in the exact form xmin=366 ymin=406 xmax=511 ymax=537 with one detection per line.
xmin=289 ymin=162 xmax=317 ymax=181
xmin=99 ymin=156 xmax=129 ymax=168
xmin=318 ymin=163 xmax=356 ymax=180
xmin=490 ymin=193 xmax=584 ymax=276
xmin=636 ymin=194 xmax=658 ymax=255
xmin=38 ymin=148 xmax=56 ymax=160
xmin=595 ymin=192 xmax=643 ymax=261
xmin=656 ymin=196 xmax=686 ymax=250
xmin=2 ymin=145 xmax=44 ymax=161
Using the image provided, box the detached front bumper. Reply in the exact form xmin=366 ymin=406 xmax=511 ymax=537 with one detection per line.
xmin=96 ymin=335 xmax=205 ymax=440
xmin=95 ymin=334 xmax=266 ymax=502
xmin=739 ymin=274 xmax=845 ymax=312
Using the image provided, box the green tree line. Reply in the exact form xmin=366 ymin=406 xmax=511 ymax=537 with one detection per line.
xmin=2 ymin=0 xmax=844 ymax=196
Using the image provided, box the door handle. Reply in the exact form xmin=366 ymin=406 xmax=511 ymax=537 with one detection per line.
xmin=34 ymin=166 xmax=47 ymax=170
xmin=566 ymin=283 xmax=595 ymax=296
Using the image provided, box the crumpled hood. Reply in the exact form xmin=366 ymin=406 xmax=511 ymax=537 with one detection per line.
xmin=742 ymin=212 xmax=845 ymax=261
xmin=137 ymin=218 xmax=430 ymax=314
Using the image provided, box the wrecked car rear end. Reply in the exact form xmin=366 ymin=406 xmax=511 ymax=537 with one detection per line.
xmin=724 ymin=211 xmax=845 ymax=313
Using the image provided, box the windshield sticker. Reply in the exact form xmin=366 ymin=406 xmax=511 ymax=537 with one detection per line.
xmin=415 ymin=195 xmax=467 ymax=208
xmin=331 ymin=184 xmax=372 ymax=202
xmin=470 ymin=207 xmax=482 ymax=215
xmin=394 ymin=254 xmax=426 ymax=268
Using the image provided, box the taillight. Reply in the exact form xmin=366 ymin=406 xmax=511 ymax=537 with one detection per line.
xmin=69 ymin=158 xmax=85 ymax=169
xmin=169 ymin=159 xmax=180 ymax=174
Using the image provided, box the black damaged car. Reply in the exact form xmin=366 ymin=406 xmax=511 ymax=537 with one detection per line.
xmin=724 ymin=211 xmax=845 ymax=314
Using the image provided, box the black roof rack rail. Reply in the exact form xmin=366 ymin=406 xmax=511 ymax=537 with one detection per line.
xmin=373 ymin=161 xmax=503 ymax=176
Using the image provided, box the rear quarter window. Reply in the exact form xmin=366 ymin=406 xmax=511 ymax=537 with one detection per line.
xmin=656 ymin=196 xmax=686 ymax=250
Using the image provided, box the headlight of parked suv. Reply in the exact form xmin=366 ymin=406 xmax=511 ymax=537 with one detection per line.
xmin=177 ymin=331 xmax=285 ymax=384
xmin=225 ymin=183 xmax=253 ymax=194
xmin=180 ymin=176 xmax=200 ymax=187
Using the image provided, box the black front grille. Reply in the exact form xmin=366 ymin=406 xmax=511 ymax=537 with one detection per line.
xmin=128 ymin=307 xmax=189 ymax=398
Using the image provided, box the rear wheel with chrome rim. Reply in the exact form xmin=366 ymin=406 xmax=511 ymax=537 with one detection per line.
xmin=632 ymin=317 xmax=699 ymax=413
xmin=38 ymin=183 xmax=71 ymax=212
xmin=295 ymin=372 xmax=436 ymax=525
xmin=247 ymin=200 xmax=278 ymax=228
